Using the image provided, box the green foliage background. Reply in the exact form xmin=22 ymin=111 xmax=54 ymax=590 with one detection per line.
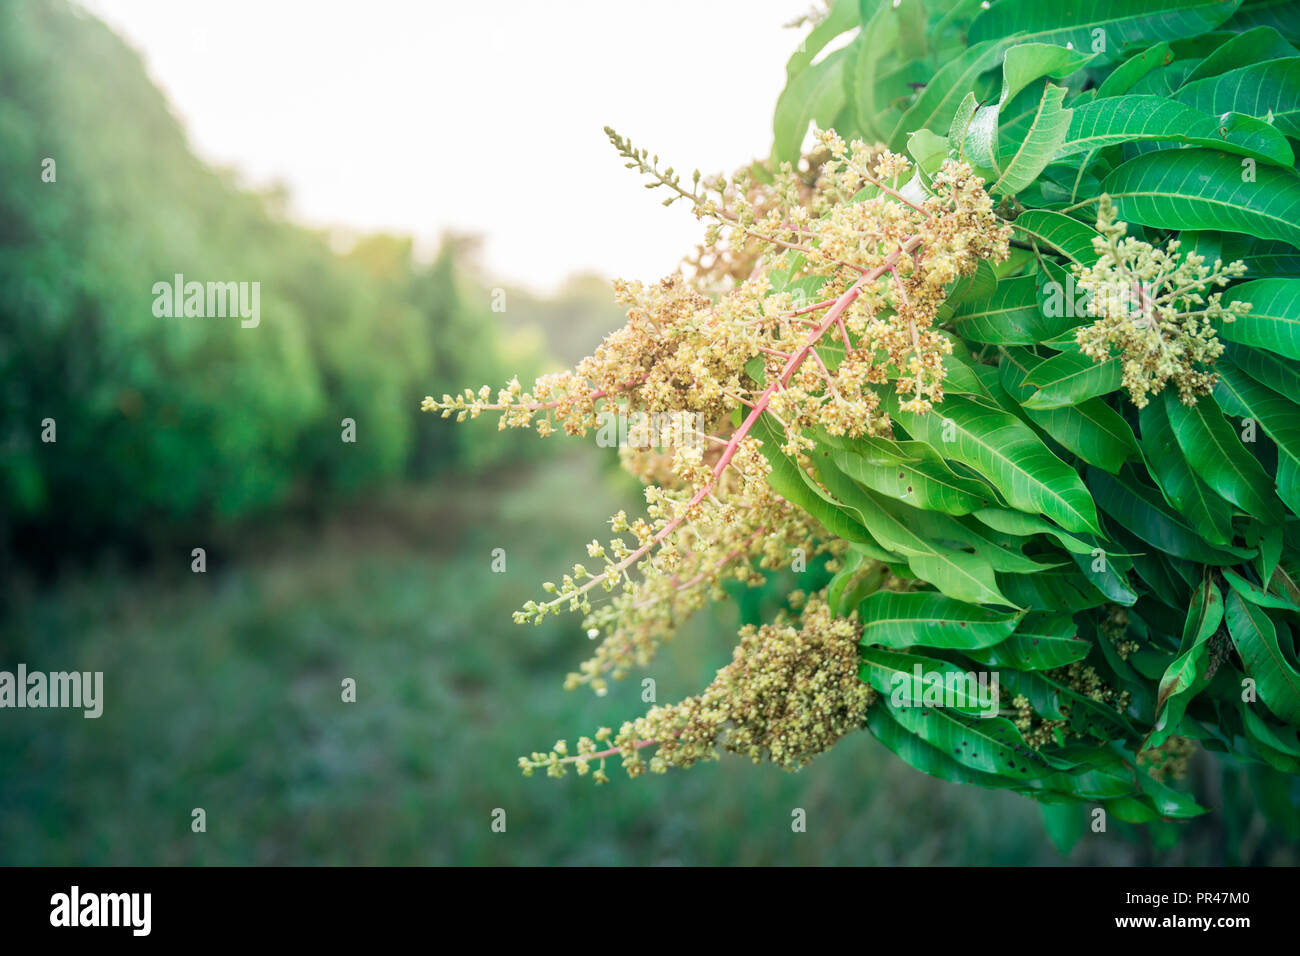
xmin=0 ymin=0 xmax=533 ymax=560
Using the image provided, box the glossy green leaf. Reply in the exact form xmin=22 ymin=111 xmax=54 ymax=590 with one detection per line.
xmin=782 ymin=0 xmax=859 ymax=79
xmin=1000 ymin=669 xmax=1141 ymax=741
xmin=886 ymin=698 xmax=1057 ymax=779
xmin=1054 ymin=95 xmax=1294 ymax=166
xmin=969 ymin=0 xmax=1245 ymax=64
xmin=853 ymin=1 xmax=903 ymax=143
xmin=990 ymin=82 xmax=1074 ymax=197
xmin=1176 ymin=56 xmax=1300 ymax=137
xmin=966 ymin=613 xmax=1092 ymax=670
xmin=1154 ymin=575 xmax=1222 ymax=732
xmin=1088 ymin=466 xmax=1253 ymax=563
xmin=865 ymin=702 xmax=1020 ymax=789
xmin=1164 ymin=389 xmax=1283 ymax=523
xmin=889 ymin=38 xmax=1009 ymax=150
xmin=1218 ymin=278 xmax=1300 ymax=360
xmin=750 ymin=413 xmax=879 ymax=548
xmin=1101 ymin=149 xmax=1300 ymax=249
xmin=952 ymin=276 xmax=1046 ymax=345
xmin=1010 ymin=209 xmax=1102 ymax=265
xmin=973 ymin=507 xmax=1096 ymax=555
xmin=859 ymin=646 xmax=998 ymax=714
xmin=1224 ymin=342 xmax=1300 ymax=402
xmin=889 ymin=393 xmax=1102 ymax=534
xmin=1222 ymin=567 xmax=1300 ymax=612
xmin=1000 ymin=348 xmax=1140 ymax=473
xmin=1225 ymin=590 xmax=1300 ymax=724
xmin=772 ymin=45 xmax=853 ymax=164
xmin=823 ymin=434 xmax=996 ymax=515
xmin=815 ymin=454 xmax=1015 ymax=605
xmin=857 ymin=590 xmax=1022 ymax=649
xmin=1180 ymin=25 xmax=1299 ymax=84
xmin=1096 ymin=42 xmax=1173 ymax=97
xmin=1022 ymin=349 xmax=1122 ymax=409
xmin=1138 ymin=396 xmax=1236 ymax=546
xmin=1211 ymin=359 xmax=1300 ymax=465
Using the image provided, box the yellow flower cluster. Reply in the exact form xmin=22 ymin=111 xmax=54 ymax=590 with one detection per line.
xmin=1073 ymin=196 xmax=1251 ymax=408
xmin=427 ymin=127 xmax=1011 ymax=779
xmin=520 ymin=594 xmax=875 ymax=780
xmin=567 ymin=435 xmax=839 ymax=695
xmin=1012 ymin=659 xmax=1132 ymax=750
xmin=1138 ymin=735 xmax=1197 ymax=782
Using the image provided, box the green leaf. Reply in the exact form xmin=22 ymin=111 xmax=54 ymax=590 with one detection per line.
xmin=1154 ymin=575 xmax=1222 ymax=732
xmin=889 ymin=392 xmax=1103 ymax=534
xmin=1277 ymin=449 xmax=1300 ymax=515
xmin=1180 ymin=25 xmax=1299 ymax=85
xmin=1218 ymin=278 xmax=1300 ymax=360
xmin=1001 ymin=42 xmax=1098 ymax=106
xmin=865 ymin=701 xmax=1019 ymax=789
xmin=859 ymin=646 xmax=998 ymax=714
xmin=1222 ymin=0 xmax=1300 ymax=37
xmin=907 ymin=129 xmax=950 ymax=176
xmin=1000 ymin=669 xmax=1140 ymax=741
xmin=1100 ymin=149 xmax=1300 ymax=250
xmin=952 ymin=275 xmax=1046 ymax=344
xmin=885 ymin=698 xmax=1057 ymax=779
xmin=969 ymin=0 xmax=1246 ymax=64
xmin=783 ymin=0 xmax=860 ymax=79
xmin=1138 ymin=396 xmax=1236 ymax=546
xmin=1071 ymin=536 xmax=1140 ymax=606
xmin=1222 ymin=567 xmax=1300 ymax=612
xmin=966 ymin=613 xmax=1093 ymax=670
xmin=905 ymin=506 xmax=1065 ymax=574
xmin=1095 ymin=42 xmax=1173 ymax=97
xmin=1022 ymin=349 xmax=1123 ymax=409
xmin=999 ymin=565 xmax=1111 ymax=612
xmin=854 ymin=1 xmax=902 ymax=144
xmin=750 ymin=413 xmax=879 ymax=548
xmin=772 ymin=45 xmax=853 ymax=164
xmin=1010 ymin=209 xmax=1102 ymax=265
xmin=889 ymin=38 xmax=1010 ymax=150
xmin=1224 ymin=343 xmax=1300 ymax=402
xmin=973 ymin=507 xmax=1096 ymax=555
xmin=1000 ymin=348 xmax=1140 ymax=473
xmin=970 ymin=73 xmax=1076 ymax=197
xmin=1088 ymin=466 xmax=1253 ymax=563
xmin=1130 ymin=57 xmax=1204 ymax=96
xmin=1054 ymin=95 xmax=1294 ymax=167
xmin=815 ymin=453 xmax=1015 ymax=605
xmin=1225 ymin=589 xmax=1300 ymax=724
xmin=1176 ymin=56 xmax=1300 ymax=137
xmin=856 ymin=590 xmax=1022 ymax=650
xmin=1163 ymin=390 xmax=1283 ymax=523
xmin=1212 ymin=359 xmax=1300 ymax=465
xmin=823 ymin=434 xmax=996 ymax=515
xmin=1040 ymin=400 xmax=1140 ymax=473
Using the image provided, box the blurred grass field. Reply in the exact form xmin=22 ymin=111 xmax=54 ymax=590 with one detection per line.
xmin=5 ymin=446 xmax=1285 ymax=866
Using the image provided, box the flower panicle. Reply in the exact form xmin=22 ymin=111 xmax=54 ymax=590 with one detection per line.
xmin=1072 ymin=195 xmax=1251 ymax=408
xmin=519 ymin=593 xmax=876 ymax=782
xmin=428 ymin=129 xmax=1011 ymax=722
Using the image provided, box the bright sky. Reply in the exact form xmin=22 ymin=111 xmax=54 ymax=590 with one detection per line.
xmin=82 ymin=0 xmax=811 ymax=292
